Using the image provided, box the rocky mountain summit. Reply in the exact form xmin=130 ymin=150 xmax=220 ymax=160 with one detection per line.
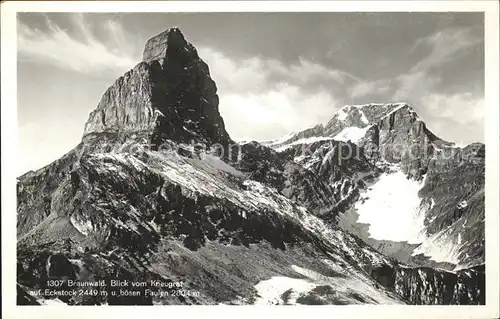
xmin=264 ymin=102 xmax=485 ymax=272
xmin=17 ymin=28 xmax=485 ymax=306
xmin=83 ymin=27 xmax=231 ymax=150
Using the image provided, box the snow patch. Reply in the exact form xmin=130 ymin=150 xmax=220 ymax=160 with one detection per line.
xmin=261 ymin=131 xmax=298 ymax=146
xmin=360 ymin=111 xmax=369 ymax=125
xmin=38 ymin=298 xmax=68 ymax=306
xmin=383 ymin=103 xmax=407 ymax=117
xmin=254 ymin=276 xmax=316 ymax=305
xmin=353 ymin=170 xmax=426 ymax=244
xmin=411 ymin=228 xmax=462 ymax=265
xmin=457 ymin=200 xmax=468 ymax=209
xmin=333 ymin=126 xmax=370 ymax=144
xmin=154 ymin=109 xmax=165 ymax=117
xmin=254 ymin=263 xmax=400 ymax=305
xmin=275 ymin=136 xmax=333 ymax=152
xmin=293 ymin=154 xmax=308 ymax=164
xmin=69 ymin=215 xmax=94 ymax=236
xmin=182 ymin=126 xmax=198 ymax=136
xmin=193 ymin=153 xmax=245 ymax=178
xmin=68 ymin=259 xmax=84 ymax=268
xmin=321 ymin=147 xmax=337 ymax=166
xmin=337 ymin=106 xmax=350 ymax=121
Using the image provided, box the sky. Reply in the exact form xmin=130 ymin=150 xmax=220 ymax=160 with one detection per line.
xmin=17 ymin=12 xmax=484 ymax=174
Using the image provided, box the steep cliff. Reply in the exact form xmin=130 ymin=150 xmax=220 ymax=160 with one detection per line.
xmin=83 ymin=28 xmax=231 ymax=149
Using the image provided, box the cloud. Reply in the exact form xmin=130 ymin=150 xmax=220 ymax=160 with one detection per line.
xmin=286 ymin=57 xmax=361 ymax=84
xmin=197 ymin=48 xmax=347 ymax=140
xmin=349 ymin=27 xmax=482 ymax=100
xmin=219 ymin=85 xmax=338 ymax=141
xmin=410 ymin=27 xmax=482 ymax=73
xmin=393 ymin=28 xmax=484 ymax=144
xmin=17 ymin=13 xmax=138 ymax=76
xmin=349 ymin=78 xmax=393 ymax=99
xmin=18 ymin=120 xmax=86 ymax=175
xmin=198 ymin=47 xmax=358 ymax=94
xmin=340 ymin=26 xmax=483 ymax=144
xmin=394 ymin=27 xmax=482 ymax=99
xmin=421 ymin=92 xmax=484 ymax=125
xmin=392 ymin=72 xmax=440 ymax=102
xmin=197 ymin=48 xmax=269 ymax=93
xmin=419 ymin=92 xmax=484 ymax=145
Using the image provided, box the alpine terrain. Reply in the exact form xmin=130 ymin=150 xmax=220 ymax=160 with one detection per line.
xmin=17 ymin=28 xmax=485 ymax=306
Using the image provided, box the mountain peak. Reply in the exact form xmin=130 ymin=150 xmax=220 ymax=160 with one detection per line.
xmin=142 ymin=27 xmax=192 ymax=62
xmin=328 ymin=102 xmax=412 ymax=128
xmin=82 ymin=27 xmax=231 ymax=148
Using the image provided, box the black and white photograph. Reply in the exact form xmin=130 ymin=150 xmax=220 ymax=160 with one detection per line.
xmin=2 ymin=1 xmax=499 ymax=318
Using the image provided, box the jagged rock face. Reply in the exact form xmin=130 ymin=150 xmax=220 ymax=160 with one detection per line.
xmin=142 ymin=27 xmax=196 ymax=63
xmin=269 ymin=103 xmax=411 ymax=149
xmin=83 ymin=28 xmax=231 ymax=148
xmin=370 ymin=264 xmax=484 ymax=305
xmin=266 ymin=103 xmax=485 ymax=272
xmin=278 ymin=139 xmax=379 ymax=218
xmin=83 ymin=63 xmax=158 ymax=137
xmin=266 ymin=124 xmax=325 ymax=150
xmin=231 ymin=141 xmax=338 ymax=217
xmin=360 ymin=104 xmax=444 ymax=179
xmin=17 ymin=146 xmax=82 ymax=237
xmin=411 ymin=145 xmax=485 ymax=270
xmin=270 ymin=103 xmax=454 ymax=180
xmin=393 ymin=265 xmax=485 ymax=305
xmin=323 ymin=103 xmax=402 ymax=136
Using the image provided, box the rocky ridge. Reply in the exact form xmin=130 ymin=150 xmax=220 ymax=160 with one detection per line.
xmin=266 ymin=102 xmax=485 ymax=271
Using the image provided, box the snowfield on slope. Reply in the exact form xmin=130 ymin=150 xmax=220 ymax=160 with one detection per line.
xmin=254 ymin=263 xmax=402 ymax=305
xmin=274 ymin=136 xmax=334 ymax=152
xmin=411 ymin=225 xmax=463 ymax=266
xmin=254 ymin=276 xmax=316 ymax=305
xmin=349 ymin=169 xmax=427 ymax=244
xmin=333 ymin=126 xmax=370 ymax=143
